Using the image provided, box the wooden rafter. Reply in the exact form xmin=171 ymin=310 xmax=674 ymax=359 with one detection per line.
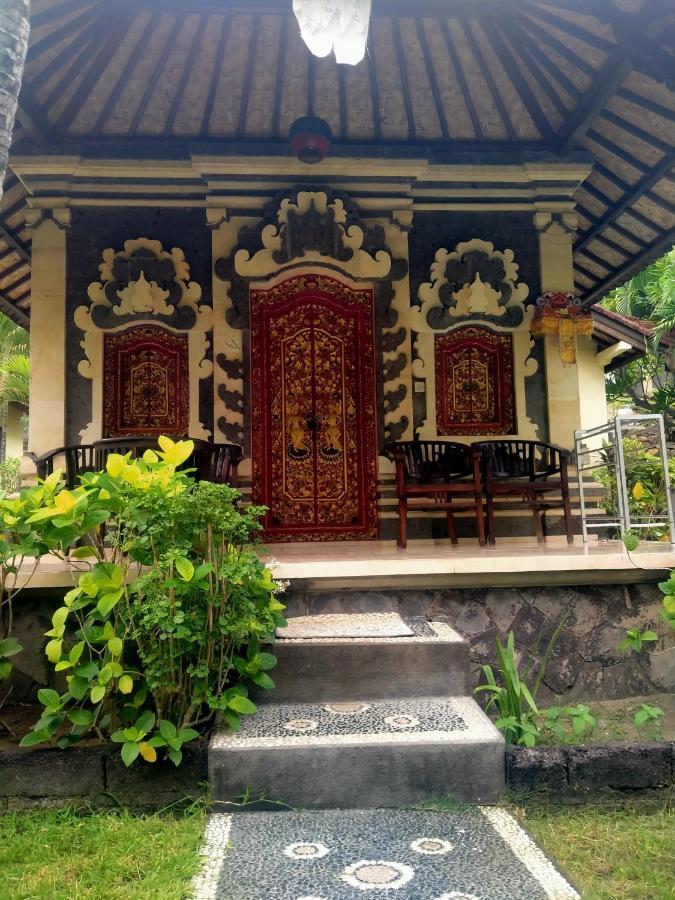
xmin=520 ymin=1 xmax=614 ymax=52
xmin=203 ymin=14 xmax=233 ymax=135
xmin=463 ymin=21 xmax=515 ymax=140
xmin=439 ymin=19 xmax=482 ymax=139
xmin=483 ymin=21 xmax=554 ymax=141
xmin=575 ymin=154 xmax=675 ymax=255
xmin=414 ymin=19 xmax=449 ymax=141
xmin=365 ymin=43 xmax=382 ymax=141
xmin=27 ymin=3 xmax=100 ymax=63
xmin=0 ymin=291 xmax=30 ymax=329
xmin=237 ymin=15 xmax=260 ymax=136
xmin=392 ymin=18 xmax=416 ymax=141
xmin=0 ymin=224 xmax=30 ymax=266
xmin=129 ymin=15 xmax=184 ymax=135
xmin=514 ymin=11 xmax=596 ymax=80
xmin=555 ymin=48 xmax=632 ymax=153
xmin=31 ymin=0 xmax=94 ymax=30
xmin=580 ymin=227 xmax=675 ymax=306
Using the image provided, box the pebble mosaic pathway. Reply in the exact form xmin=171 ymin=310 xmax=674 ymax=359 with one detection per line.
xmin=192 ymin=808 xmax=579 ymax=900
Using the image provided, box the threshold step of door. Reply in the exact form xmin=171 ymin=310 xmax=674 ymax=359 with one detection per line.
xmin=209 ymin=696 xmax=504 ymax=808
xmin=264 ymin=615 xmax=469 ymax=702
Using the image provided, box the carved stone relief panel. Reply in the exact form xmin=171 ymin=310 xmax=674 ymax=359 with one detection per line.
xmin=411 ymin=238 xmax=538 ymax=441
xmin=76 ymin=238 xmax=213 ymax=442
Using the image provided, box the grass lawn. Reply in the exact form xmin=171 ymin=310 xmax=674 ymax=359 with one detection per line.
xmin=0 ymin=792 xmax=672 ymax=899
xmin=0 ymin=803 xmax=206 ymax=900
xmin=517 ymin=792 xmax=675 ymax=900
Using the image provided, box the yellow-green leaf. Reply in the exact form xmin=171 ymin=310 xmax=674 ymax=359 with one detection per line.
xmin=99 ymin=488 xmax=111 ymax=500
xmin=632 ymin=482 xmax=645 ymax=500
xmin=70 ymin=545 xmax=98 ymax=559
xmin=45 ymin=639 xmax=63 ymax=663
xmin=106 ymin=454 xmax=126 ymax=477
xmin=54 ymin=490 xmax=77 ymax=513
xmin=90 ymin=684 xmax=106 ymax=704
xmin=175 ymin=557 xmax=194 ymax=582
xmin=143 ymin=449 xmax=158 ymax=463
xmin=118 ymin=674 xmax=133 ymax=694
xmin=107 ymin=636 xmax=123 ymax=657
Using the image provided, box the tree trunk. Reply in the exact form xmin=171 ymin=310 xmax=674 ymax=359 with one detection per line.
xmin=0 ymin=0 xmax=29 ymax=201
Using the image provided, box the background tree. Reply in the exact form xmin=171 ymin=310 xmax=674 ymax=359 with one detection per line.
xmin=603 ymin=248 xmax=675 ymax=438
xmin=0 ymin=312 xmax=28 ymax=459
xmin=0 ymin=0 xmax=29 ymax=198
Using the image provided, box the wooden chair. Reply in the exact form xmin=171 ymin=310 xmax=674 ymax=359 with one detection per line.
xmin=473 ymin=440 xmax=574 ymax=545
xmin=31 ymin=438 xmax=242 ymax=488
xmin=384 ymin=440 xmax=486 ymax=548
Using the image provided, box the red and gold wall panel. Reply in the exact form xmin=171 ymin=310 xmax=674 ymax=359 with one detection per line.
xmin=250 ymin=274 xmax=378 ymax=541
xmin=435 ymin=325 xmax=515 ymax=436
xmin=103 ymin=326 xmax=189 ymax=437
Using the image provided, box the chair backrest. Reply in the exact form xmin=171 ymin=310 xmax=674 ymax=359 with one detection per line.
xmin=193 ymin=442 xmax=243 ymax=486
xmin=475 ymin=440 xmax=562 ymax=480
xmin=385 ymin=440 xmax=472 ymax=480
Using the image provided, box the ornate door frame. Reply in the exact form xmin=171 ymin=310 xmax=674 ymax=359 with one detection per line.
xmin=250 ymin=274 xmax=378 ymax=541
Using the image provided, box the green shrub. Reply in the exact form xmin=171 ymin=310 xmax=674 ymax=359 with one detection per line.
xmin=18 ymin=437 xmax=285 ymax=766
xmin=0 ymin=457 xmax=21 ymax=494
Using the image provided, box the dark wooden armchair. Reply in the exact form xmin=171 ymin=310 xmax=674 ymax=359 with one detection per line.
xmin=384 ymin=440 xmax=486 ymax=548
xmin=30 ymin=438 xmax=242 ymax=489
xmin=473 ymin=440 xmax=573 ymax=545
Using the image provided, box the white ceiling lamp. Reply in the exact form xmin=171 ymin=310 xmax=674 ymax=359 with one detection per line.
xmin=292 ymin=0 xmax=372 ymax=65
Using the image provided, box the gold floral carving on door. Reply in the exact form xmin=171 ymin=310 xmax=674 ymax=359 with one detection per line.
xmin=250 ymin=274 xmax=378 ymax=541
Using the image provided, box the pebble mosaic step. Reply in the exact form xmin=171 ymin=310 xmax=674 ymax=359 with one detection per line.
xmin=209 ymin=696 xmax=504 ymax=807
xmin=265 ymin=615 xmax=469 ymax=703
xmin=192 ymin=807 xmax=579 ymax=900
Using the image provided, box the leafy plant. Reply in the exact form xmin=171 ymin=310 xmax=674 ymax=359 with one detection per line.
xmin=0 ymin=457 xmax=20 ymax=494
xmin=539 ymin=704 xmax=597 ymax=743
xmin=634 ymin=703 xmax=663 ymax=737
xmin=474 ymin=632 xmax=540 ymax=747
xmin=19 ymin=437 xmax=285 ymax=766
xmin=618 ymin=628 xmax=658 ymax=653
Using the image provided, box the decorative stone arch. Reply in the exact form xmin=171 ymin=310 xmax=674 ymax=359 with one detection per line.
xmin=75 ymin=238 xmax=213 ymax=442
xmin=410 ymin=238 xmax=539 ymax=441
xmin=213 ymin=189 xmax=410 ymax=456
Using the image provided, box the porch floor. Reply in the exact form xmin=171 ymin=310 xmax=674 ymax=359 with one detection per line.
xmin=13 ymin=537 xmax=675 ymax=592
xmin=266 ymin=537 xmax=675 ymax=590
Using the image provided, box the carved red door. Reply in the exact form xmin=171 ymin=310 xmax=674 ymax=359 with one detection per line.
xmin=250 ymin=275 xmax=378 ymax=541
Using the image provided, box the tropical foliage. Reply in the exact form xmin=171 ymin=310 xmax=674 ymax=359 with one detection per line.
xmin=1 ymin=437 xmax=285 ymax=766
xmin=603 ymin=248 xmax=675 ymax=437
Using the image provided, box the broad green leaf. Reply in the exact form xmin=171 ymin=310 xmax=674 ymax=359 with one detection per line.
xmin=622 ymin=532 xmax=640 ymax=551
xmin=75 ymin=661 xmax=99 ymax=679
xmin=70 ymin=545 xmax=98 ymax=559
xmin=121 ymin=741 xmax=140 ymax=767
xmin=159 ymin=720 xmax=177 ymax=741
xmin=178 ymin=728 xmax=199 ymax=743
xmin=250 ymin=671 xmax=275 ymax=691
xmin=168 ymin=748 xmax=183 ymax=767
xmin=97 ymin=590 xmax=123 ymax=617
xmin=227 ymin=696 xmax=256 ymax=715
xmin=90 ymin=684 xmax=106 ymax=704
xmin=19 ymin=729 xmax=52 ymax=747
xmin=175 ymin=557 xmax=194 ymax=582
xmin=37 ymin=688 xmax=61 ymax=710
xmin=67 ymin=709 xmax=94 ymax=726
xmin=67 ymin=676 xmax=89 ymax=701
xmin=135 ymin=711 xmax=156 ymax=735
xmin=69 ymin=641 xmax=85 ymax=665
xmin=255 ymin=653 xmax=277 ymax=671
xmin=0 ymin=637 xmax=22 ymax=658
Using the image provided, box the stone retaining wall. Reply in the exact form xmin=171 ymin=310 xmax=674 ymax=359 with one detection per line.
xmin=283 ymin=583 xmax=674 ymax=703
xmin=7 ymin=582 xmax=673 ymax=703
xmin=1 ymin=742 xmax=672 ymax=810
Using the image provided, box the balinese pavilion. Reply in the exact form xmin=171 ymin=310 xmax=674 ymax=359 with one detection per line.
xmin=3 ymin=0 xmax=675 ymax=836
xmin=1 ymin=0 xmax=674 ymax=568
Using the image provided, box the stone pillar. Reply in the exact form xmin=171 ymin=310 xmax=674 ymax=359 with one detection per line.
xmin=534 ymin=211 xmax=605 ymax=447
xmin=26 ymin=208 xmax=70 ymax=455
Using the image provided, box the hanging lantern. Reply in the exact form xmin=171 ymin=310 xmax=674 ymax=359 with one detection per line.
xmin=289 ymin=115 xmax=333 ymax=164
xmin=292 ymin=0 xmax=372 ymax=65
xmin=531 ymin=291 xmax=593 ymax=365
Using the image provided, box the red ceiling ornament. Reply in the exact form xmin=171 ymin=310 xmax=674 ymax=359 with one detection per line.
xmin=289 ymin=115 xmax=333 ymax=164
xmin=531 ymin=291 xmax=593 ymax=366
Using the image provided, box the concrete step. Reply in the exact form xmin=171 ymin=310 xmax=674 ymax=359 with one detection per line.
xmin=262 ymin=614 xmax=470 ymax=703
xmin=209 ymin=695 xmax=504 ymax=808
